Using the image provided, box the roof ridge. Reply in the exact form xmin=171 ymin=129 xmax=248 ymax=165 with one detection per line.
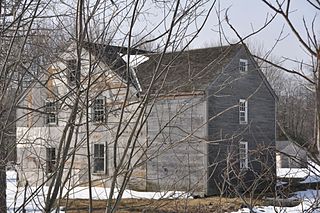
xmin=181 ymin=43 xmax=240 ymax=52
xmin=141 ymin=43 xmax=242 ymax=56
xmin=83 ymin=41 xmax=151 ymax=55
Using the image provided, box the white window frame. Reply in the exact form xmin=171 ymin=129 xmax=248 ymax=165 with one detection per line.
xmin=239 ymin=99 xmax=248 ymax=124
xmin=45 ymin=100 xmax=58 ymax=125
xmin=22 ymin=73 xmax=33 ymax=88
xmin=46 ymin=147 xmax=56 ymax=174
xmin=93 ymin=143 xmax=107 ymax=174
xmin=92 ymin=96 xmax=106 ymax=123
xmin=66 ymin=59 xmax=79 ymax=85
xmin=239 ymin=59 xmax=248 ymax=72
xmin=239 ymin=141 xmax=248 ymax=170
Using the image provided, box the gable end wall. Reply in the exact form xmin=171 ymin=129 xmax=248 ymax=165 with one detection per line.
xmin=206 ymin=46 xmax=276 ymax=195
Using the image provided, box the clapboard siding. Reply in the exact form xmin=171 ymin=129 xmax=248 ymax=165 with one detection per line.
xmin=16 ymin=46 xmax=147 ymax=190
xmin=207 ymin=47 xmax=276 ymax=195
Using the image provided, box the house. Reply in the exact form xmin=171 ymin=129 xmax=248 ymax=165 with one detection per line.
xmin=16 ymin=42 xmax=277 ymax=196
xmin=276 ymin=140 xmax=308 ymax=169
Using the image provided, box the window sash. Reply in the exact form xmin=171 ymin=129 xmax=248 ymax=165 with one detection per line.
xmin=69 ymin=70 xmax=77 ymax=83
xmin=239 ymin=59 xmax=248 ymax=72
xmin=46 ymin=147 xmax=56 ymax=173
xmin=239 ymin=99 xmax=248 ymax=124
xmin=93 ymin=144 xmax=106 ymax=173
xmin=22 ymin=74 xmax=33 ymax=88
xmin=45 ymin=101 xmax=57 ymax=125
xmin=66 ymin=59 xmax=79 ymax=84
xmin=239 ymin=141 xmax=248 ymax=169
xmin=93 ymin=97 xmax=106 ymax=123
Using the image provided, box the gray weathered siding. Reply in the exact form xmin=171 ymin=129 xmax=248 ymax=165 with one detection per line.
xmin=206 ymin=47 xmax=276 ymax=195
xmin=146 ymin=95 xmax=207 ymax=195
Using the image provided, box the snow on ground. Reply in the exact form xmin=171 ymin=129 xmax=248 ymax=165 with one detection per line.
xmin=233 ymin=190 xmax=320 ymax=213
xmin=276 ymin=168 xmax=309 ymax=179
xmin=233 ymin=162 xmax=320 ymax=213
xmin=6 ymin=170 xmax=46 ymax=212
xmin=277 ymin=160 xmax=320 ymax=183
xmin=301 ymin=161 xmax=320 ymax=183
xmin=66 ymin=186 xmax=188 ymax=200
xmin=276 ymin=162 xmax=320 ymax=189
xmin=6 ymin=170 xmax=189 ymax=212
xmin=6 ymin=160 xmax=320 ymax=212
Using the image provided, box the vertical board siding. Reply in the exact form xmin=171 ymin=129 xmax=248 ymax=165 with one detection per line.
xmin=146 ymin=95 xmax=207 ymax=195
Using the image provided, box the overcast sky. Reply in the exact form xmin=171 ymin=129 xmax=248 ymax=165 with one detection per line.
xmin=190 ymin=0 xmax=318 ymax=68
xmin=52 ymin=0 xmax=317 ymax=69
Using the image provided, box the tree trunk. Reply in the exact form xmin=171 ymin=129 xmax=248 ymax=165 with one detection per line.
xmin=316 ymin=51 xmax=320 ymax=154
xmin=0 ymin=98 xmax=7 ymax=212
xmin=0 ymin=142 xmax=7 ymax=213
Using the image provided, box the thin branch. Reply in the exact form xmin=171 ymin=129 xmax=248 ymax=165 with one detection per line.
xmin=254 ymin=54 xmax=315 ymax=85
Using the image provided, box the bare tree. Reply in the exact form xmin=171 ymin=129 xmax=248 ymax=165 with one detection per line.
xmin=219 ymin=1 xmax=320 ymax=211
xmin=225 ymin=0 xmax=319 ymax=153
xmin=9 ymin=1 xmax=220 ymax=213
xmin=0 ymin=0 xmax=66 ymax=212
xmin=1 ymin=0 xmax=287 ymax=213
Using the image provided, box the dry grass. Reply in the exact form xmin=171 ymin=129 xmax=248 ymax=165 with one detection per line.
xmin=59 ymin=196 xmax=263 ymax=213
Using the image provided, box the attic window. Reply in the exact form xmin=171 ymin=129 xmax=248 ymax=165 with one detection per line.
xmin=92 ymin=97 xmax=106 ymax=123
xmin=45 ymin=100 xmax=58 ymax=125
xmin=66 ymin=59 xmax=79 ymax=84
xmin=22 ymin=73 xmax=32 ymax=88
xmin=239 ymin=59 xmax=248 ymax=72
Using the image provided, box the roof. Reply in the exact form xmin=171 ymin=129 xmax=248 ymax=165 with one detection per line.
xmin=276 ymin=140 xmax=307 ymax=157
xmin=82 ymin=42 xmax=148 ymax=91
xmin=135 ymin=44 xmax=242 ymax=94
xmin=82 ymin=42 xmax=243 ymax=94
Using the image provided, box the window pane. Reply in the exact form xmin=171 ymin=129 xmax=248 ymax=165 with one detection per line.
xmin=93 ymin=144 xmax=105 ymax=173
xmin=94 ymin=144 xmax=104 ymax=157
xmin=239 ymin=59 xmax=248 ymax=72
xmin=94 ymin=159 xmax=104 ymax=172
xmin=67 ymin=59 xmax=78 ymax=84
xmin=45 ymin=101 xmax=57 ymax=124
xmin=94 ymin=144 xmax=100 ymax=157
xmin=99 ymin=144 xmax=104 ymax=157
xmin=46 ymin=148 xmax=56 ymax=173
xmin=93 ymin=98 xmax=105 ymax=122
xmin=239 ymin=99 xmax=247 ymax=124
xmin=239 ymin=142 xmax=248 ymax=169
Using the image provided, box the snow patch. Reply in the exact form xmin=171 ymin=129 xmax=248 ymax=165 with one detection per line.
xmin=277 ymin=168 xmax=309 ymax=179
xmin=122 ymin=54 xmax=149 ymax=67
xmin=6 ymin=171 xmax=190 ymax=212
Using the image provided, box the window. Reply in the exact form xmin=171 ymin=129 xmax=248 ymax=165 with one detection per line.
xmin=22 ymin=73 xmax=33 ymax=88
xmin=239 ymin=141 xmax=248 ymax=170
xmin=93 ymin=144 xmax=107 ymax=173
xmin=92 ymin=97 xmax=106 ymax=123
xmin=46 ymin=147 xmax=56 ymax=173
xmin=66 ymin=59 xmax=79 ymax=84
xmin=239 ymin=99 xmax=248 ymax=124
xmin=45 ymin=100 xmax=57 ymax=125
xmin=239 ymin=59 xmax=248 ymax=72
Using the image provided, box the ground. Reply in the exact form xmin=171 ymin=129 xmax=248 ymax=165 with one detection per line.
xmin=60 ymin=197 xmax=247 ymax=213
xmin=5 ymin=161 xmax=320 ymax=212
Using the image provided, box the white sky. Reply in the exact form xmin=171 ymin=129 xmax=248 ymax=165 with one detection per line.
xmin=49 ymin=0 xmax=318 ymax=69
xmin=190 ymin=0 xmax=319 ymax=67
